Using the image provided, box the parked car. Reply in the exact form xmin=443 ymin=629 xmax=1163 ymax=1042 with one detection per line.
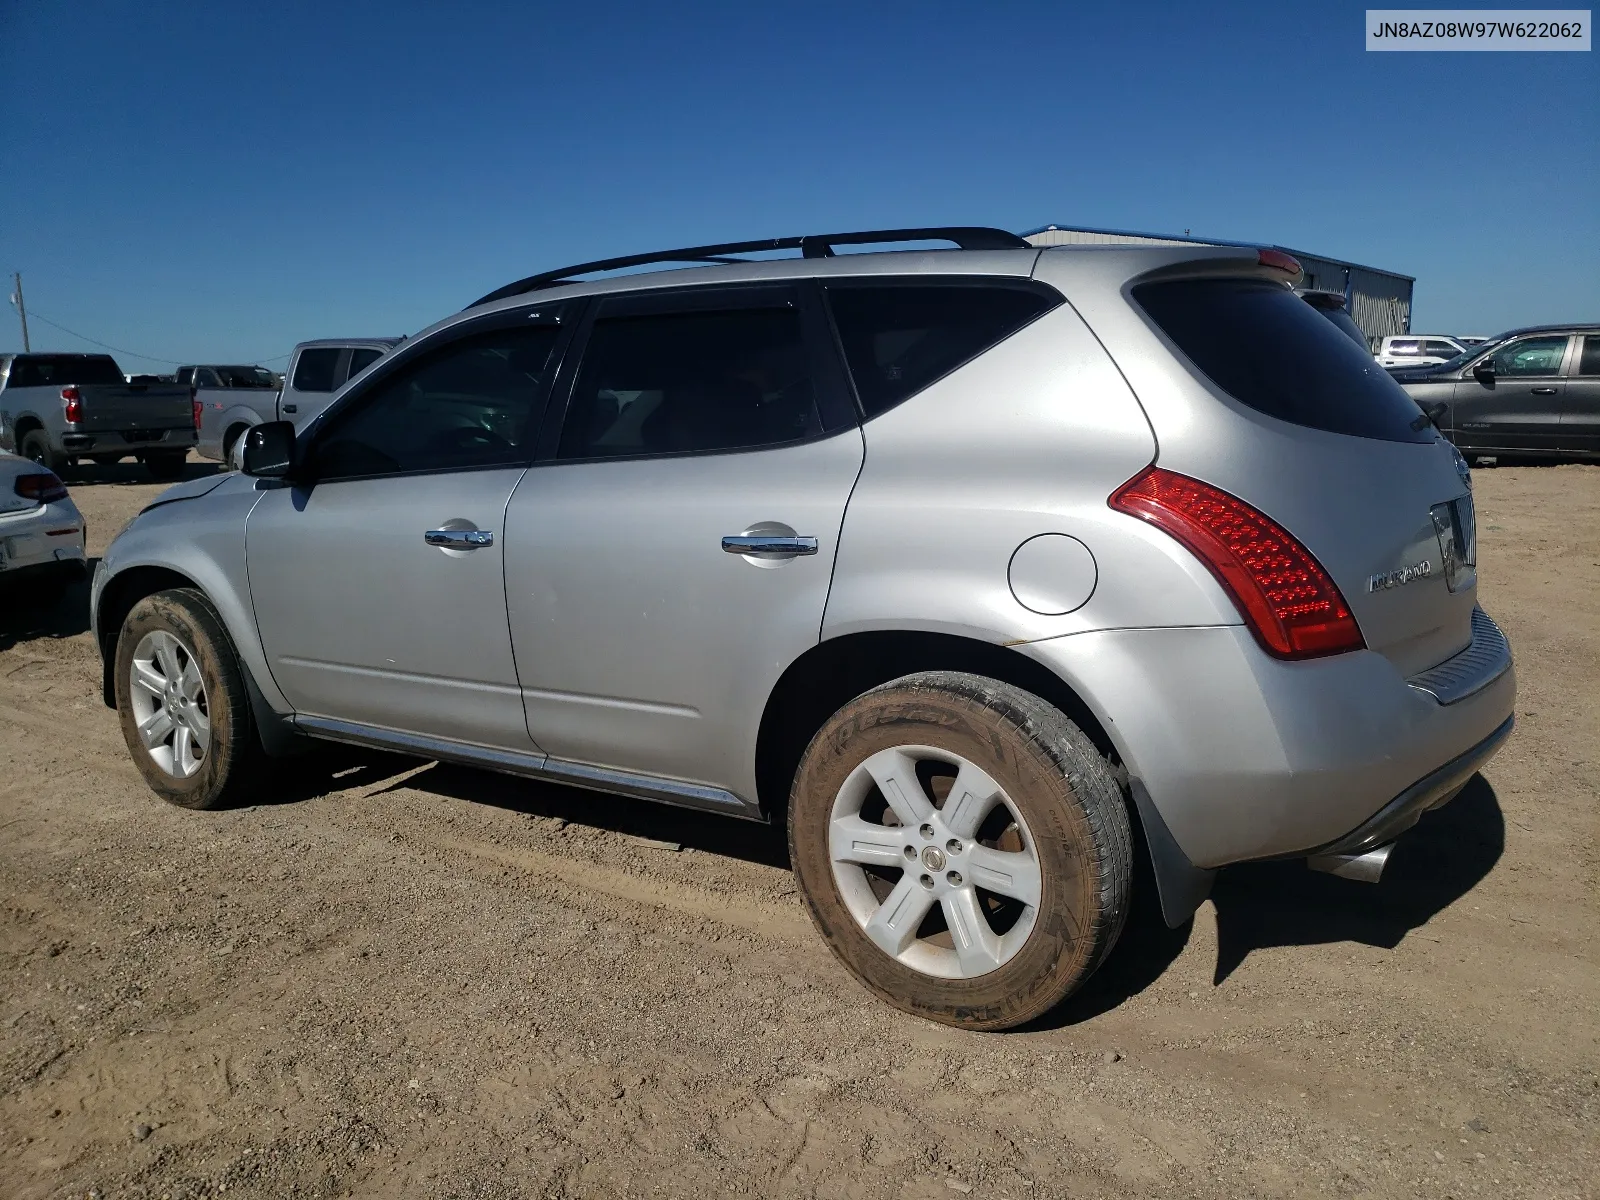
xmin=188 ymin=349 xmax=399 ymax=468
xmin=194 ymin=341 xmax=402 ymax=469
xmin=1375 ymin=334 xmax=1470 ymax=368
xmin=1391 ymin=325 xmax=1600 ymax=459
xmin=180 ymin=364 xmax=284 ymax=467
xmin=91 ymin=227 xmax=1512 ymax=1030
xmin=1296 ymin=288 xmax=1369 ymax=349
xmin=0 ymin=451 xmax=86 ymax=604
xmin=0 ymin=353 xmax=196 ymax=479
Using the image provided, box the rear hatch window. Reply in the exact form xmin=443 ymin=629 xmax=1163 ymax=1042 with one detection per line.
xmin=9 ymin=354 xmax=127 ymax=387
xmin=1134 ymin=278 xmax=1433 ymax=444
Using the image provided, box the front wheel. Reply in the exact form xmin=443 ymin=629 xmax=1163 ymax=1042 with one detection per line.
xmin=114 ymin=588 xmax=264 ymax=809
xmin=789 ymin=671 xmax=1133 ymax=1030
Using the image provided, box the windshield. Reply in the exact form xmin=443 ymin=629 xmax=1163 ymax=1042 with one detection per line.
xmin=1319 ymin=307 xmax=1370 ymax=350
xmin=1432 ymin=337 xmax=1508 ymax=372
xmin=216 ymin=365 xmax=277 ymax=388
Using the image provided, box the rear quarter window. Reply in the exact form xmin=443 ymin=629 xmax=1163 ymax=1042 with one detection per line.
xmin=1134 ymin=278 xmax=1433 ymax=444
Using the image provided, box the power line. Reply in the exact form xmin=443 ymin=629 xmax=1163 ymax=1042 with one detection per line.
xmin=20 ymin=308 xmax=291 ymax=365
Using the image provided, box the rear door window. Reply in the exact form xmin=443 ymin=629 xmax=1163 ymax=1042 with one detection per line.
xmin=825 ymin=282 xmax=1059 ymax=419
xmin=1134 ymin=277 xmax=1433 ymax=444
xmin=1578 ymin=336 xmax=1600 ymax=376
xmin=1422 ymin=340 xmax=1461 ymax=357
xmin=558 ymin=298 xmax=822 ymax=459
xmin=347 ymin=347 xmax=384 ymax=380
xmin=291 ymin=348 xmax=341 ymax=393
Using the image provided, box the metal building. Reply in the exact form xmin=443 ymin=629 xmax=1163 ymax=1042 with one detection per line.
xmin=1022 ymin=225 xmax=1414 ymax=346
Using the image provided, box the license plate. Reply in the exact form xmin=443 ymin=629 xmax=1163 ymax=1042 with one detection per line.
xmin=121 ymin=429 xmax=158 ymax=442
xmin=1430 ymin=494 xmax=1477 ymax=593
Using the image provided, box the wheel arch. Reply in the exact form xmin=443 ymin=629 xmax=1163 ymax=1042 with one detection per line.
xmin=755 ymin=630 xmax=1120 ymax=822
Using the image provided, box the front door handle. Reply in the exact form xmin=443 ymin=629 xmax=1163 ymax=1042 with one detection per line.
xmin=425 ymin=529 xmax=494 ymax=549
xmin=281 ymin=403 xmax=298 ymax=413
xmin=722 ymin=535 xmax=818 ymax=557
xmin=1531 ymin=387 xmax=1558 ymax=395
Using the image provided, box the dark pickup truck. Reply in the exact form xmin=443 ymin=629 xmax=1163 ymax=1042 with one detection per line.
xmin=1391 ymin=325 xmax=1600 ymax=461
xmin=0 ymin=353 xmax=197 ymax=479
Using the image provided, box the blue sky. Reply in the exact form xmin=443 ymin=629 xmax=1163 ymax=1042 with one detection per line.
xmin=2 ymin=0 xmax=1595 ymax=366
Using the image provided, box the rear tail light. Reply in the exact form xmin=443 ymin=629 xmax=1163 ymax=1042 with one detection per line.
xmin=60 ymin=385 xmax=83 ymax=424
xmin=14 ymin=471 xmax=69 ymax=504
xmin=1258 ymin=248 xmax=1302 ymax=277
xmin=192 ymin=387 xmax=202 ymax=431
xmin=1110 ymin=466 xmax=1363 ymax=659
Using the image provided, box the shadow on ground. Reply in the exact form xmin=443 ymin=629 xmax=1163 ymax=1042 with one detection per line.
xmin=62 ymin=459 xmax=222 ymax=487
xmin=0 ymin=558 xmax=95 ymax=652
xmin=1206 ymin=774 xmax=1504 ymax=983
xmin=252 ymin=748 xmax=792 ymax=869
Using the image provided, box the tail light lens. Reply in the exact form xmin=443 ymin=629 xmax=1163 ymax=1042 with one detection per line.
xmin=60 ymin=385 xmax=83 ymax=424
xmin=14 ymin=471 xmax=69 ymax=503
xmin=1110 ymin=466 xmax=1364 ymax=659
xmin=192 ymin=388 xmax=202 ymax=431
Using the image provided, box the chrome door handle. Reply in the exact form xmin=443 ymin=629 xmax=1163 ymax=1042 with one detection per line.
xmin=722 ymin=535 xmax=818 ymax=557
xmin=425 ymin=529 xmax=494 ymax=549
xmin=1531 ymin=387 xmax=1558 ymax=395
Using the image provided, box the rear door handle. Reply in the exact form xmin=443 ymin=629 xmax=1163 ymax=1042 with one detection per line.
xmin=722 ymin=535 xmax=818 ymax=557
xmin=425 ymin=529 xmax=494 ymax=549
xmin=1531 ymin=387 xmax=1558 ymax=395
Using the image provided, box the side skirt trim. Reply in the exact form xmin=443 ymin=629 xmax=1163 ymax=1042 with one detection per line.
xmin=293 ymin=714 xmax=765 ymax=821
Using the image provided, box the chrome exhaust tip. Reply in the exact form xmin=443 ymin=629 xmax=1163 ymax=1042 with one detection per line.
xmin=1306 ymin=843 xmax=1393 ymax=883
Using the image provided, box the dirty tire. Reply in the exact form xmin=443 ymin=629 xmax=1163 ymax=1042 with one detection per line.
xmin=114 ymin=588 xmax=263 ymax=810
xmin=20 ymin=430 xmax=68 ymax=475
xmin=789 ymin=671 xmax=1132 ymax=1031
xmin=144 ymin=451 xmax=186 ymax=481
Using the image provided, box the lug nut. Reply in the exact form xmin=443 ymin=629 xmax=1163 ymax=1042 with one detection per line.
xmin=919 ymin=874 xmax=934 ymax=890
xmin=946 ymin=839 xmax=962 ymax=854
xmin=919 ymin=823 xmax=935 ymax=839
xmin=947 ymin=871 xmax=963 ymax=886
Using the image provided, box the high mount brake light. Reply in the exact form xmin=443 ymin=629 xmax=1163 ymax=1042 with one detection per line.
xmin=60 ymin=385 xmax=83 ymax=424
xmin=1110 ymin=466 xmax=1364 ymax=660
xmin=14 ymin=471 xmax=69 ymax=503
xmin=1258 ymin=248 xmax=1302 ymax=276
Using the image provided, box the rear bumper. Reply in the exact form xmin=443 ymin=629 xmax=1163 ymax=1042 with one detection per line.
xmin=59 ymin=428 xmax=196 ymax=454
xmin=1019 ymin=608 xmax=1517 ymax=868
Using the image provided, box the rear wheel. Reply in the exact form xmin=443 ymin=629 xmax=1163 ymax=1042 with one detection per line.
xmin=144 ymin=451 xmax=186 ymax=480
xmin=19 ymin=430 xmax=67 ymax=475
xmin=114 ymin=588 xmax=263 ymax=809
xmin=789 ymin=671 xmax=1132 ymax=1030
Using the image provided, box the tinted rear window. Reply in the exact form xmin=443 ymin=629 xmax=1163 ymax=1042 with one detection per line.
xmin=826 ymin=283 xmax=1058 ymax=419
xmin=291 ymin=348 xmax=341 ymax=392
xmin=1134 ymin=278 xmax=1433 ymax=444
xmin=8 ymin=354 xmax=126 ymax=387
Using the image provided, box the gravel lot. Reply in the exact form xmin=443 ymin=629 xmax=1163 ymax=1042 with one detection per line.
xmin=2 ymin=458 xmax=1596 ymax=1199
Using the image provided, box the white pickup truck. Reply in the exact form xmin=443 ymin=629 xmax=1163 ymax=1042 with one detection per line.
xmin=191 ymin=339 xmax=401 ymax=467
xmin=0 ymin=353 xmax=196 ymax=479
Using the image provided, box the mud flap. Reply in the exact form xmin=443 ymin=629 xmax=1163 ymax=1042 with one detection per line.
xmin=1129 ymin=777 xmax=1216 ymax=928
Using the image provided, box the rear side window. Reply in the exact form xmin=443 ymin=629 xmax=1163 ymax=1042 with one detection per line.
xmin=558 ymin=306 xmax=821 ymax=459
xmin=826 ymin=283 xmax=1058 ymax=419
xmin=1134 ymin=278 xmax=1433 ymax=444
xmin=1579 ymin=336 xmax=1600 ymax=376
xmin=291 ymin=348 xmax=341 ymax=392
xmin=8 ymin=354 xmax=126 ymax=387
xmin=347 ymin=347 xmax=384 ymax=379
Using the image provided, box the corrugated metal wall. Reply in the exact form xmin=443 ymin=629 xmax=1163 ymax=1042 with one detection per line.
xmin=1023 ymin=228 xmax=1413 ymax=347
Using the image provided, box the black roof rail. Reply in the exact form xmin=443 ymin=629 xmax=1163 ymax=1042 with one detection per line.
xmin=468 ymin=226 xmax=1031 ymax=308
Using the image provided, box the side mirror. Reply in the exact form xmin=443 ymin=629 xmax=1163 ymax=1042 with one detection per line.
xmin=241 ymin=421 xmax=296 ymax=478
xmin=1472 ymin=360 xmax=1496 ymax=385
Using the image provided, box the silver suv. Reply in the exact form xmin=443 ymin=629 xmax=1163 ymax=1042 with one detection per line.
xmin=91 ymin=227 xmax=1514 ymax=1030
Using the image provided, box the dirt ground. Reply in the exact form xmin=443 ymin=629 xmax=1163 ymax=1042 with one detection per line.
xmin=1 ymin=457 xmax=1596 ymax=1200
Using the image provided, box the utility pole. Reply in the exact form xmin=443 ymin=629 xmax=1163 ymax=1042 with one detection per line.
xmin=9 ymin=272 xmax=29 ymax=351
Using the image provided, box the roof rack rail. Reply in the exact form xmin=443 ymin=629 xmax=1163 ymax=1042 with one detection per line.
xmin=468 ymin=226 xmax=1030 ymax=308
